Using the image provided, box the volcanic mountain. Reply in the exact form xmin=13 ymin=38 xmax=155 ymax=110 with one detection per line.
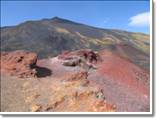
xmin=1 ymin=17 xmax=149 ymax=70
xmin=0 ymin=17 xmax=150 ymax=112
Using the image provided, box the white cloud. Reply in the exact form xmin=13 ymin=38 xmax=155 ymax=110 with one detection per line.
xmin=128 ymin=12 xmax=150 ymax=27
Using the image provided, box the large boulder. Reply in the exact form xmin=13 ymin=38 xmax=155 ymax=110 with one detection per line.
xmin=76 ymin=49 xmax=100 ymax=63
xmin=59 ymin=49 xmax=101 ymax=71
xmin=1 ymin=50 xmax=37 ymax=78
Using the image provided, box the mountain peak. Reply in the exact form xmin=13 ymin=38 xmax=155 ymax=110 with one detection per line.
xmin=50 ymin=17 xmax=81 ymax=25
xmin=51 ymin=16 xmax=62 ymax=21
xmin=51 ymin=16 xmax=68 ymax=23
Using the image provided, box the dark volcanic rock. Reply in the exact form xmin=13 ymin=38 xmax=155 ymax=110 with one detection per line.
xmin=76 ymin=49 xmax=101 ymax=63
xmin=1 ymin=50 xmax=37 ymax=78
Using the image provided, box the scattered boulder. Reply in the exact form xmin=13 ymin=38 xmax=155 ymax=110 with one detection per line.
xmin=1 ymin=50 xmax=38 ymax=78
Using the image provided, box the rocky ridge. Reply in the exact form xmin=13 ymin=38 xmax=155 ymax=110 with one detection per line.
xmin=1 ymin=50 xmax=37 ymax=78
xmin=0 ymin=49 xmax=150 ymax=112
xmin=1 ymin=50 xmax=115 ymax=112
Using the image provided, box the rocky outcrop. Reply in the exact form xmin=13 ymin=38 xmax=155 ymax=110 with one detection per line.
xmin=1 ymin=50 xmax=37 ymax=78
xmin=22 ymin=71 xmax=116 ymax=112
xmin=58 ymin=49 xmax=101 ymax=63
xmin=59 ymin=49 xmax=100 ymax=71
xmin=1 ymin=49 xmax=150 ymax=112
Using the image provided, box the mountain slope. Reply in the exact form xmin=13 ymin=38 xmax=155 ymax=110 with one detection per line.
xmin=0 ymin=17 xmax=150 ymax=69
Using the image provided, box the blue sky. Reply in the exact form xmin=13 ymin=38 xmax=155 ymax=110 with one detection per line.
xmin=1 ymin=1 xmax=150 ymax=34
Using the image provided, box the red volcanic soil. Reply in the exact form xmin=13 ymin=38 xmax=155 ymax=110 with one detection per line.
xmin=36 ymin=50 xmax=150 ymax=112
xmin=88 ymin=50 xmax=149 ymax=111
xmin=1 ymin=49 xmax=150 ymax=112
xmin=98 ymin=50 xmax=149 ymax=95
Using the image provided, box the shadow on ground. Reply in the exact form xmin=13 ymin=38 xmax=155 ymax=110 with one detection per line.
xmin=35 ymin=66 xmax=52 ymax=78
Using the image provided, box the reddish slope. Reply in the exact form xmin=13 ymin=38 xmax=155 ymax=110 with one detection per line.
xmin=98 ymin=50 xmax=149 ymax=95
xmin=1 ymin=49 xmax=150 ymax=112
xmin=37 ymin=49 xmax=150 ymax=112
xmin=88 ymin=50 xmax=149 ymax=111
